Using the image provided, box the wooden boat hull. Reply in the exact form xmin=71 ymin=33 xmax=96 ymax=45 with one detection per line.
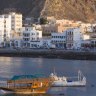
xmin=0 ymin=87 xmax=49 ymax=94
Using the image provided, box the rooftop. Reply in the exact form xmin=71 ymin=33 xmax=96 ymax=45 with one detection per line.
xmin=11 ymin=74 xmax=46 ymax=81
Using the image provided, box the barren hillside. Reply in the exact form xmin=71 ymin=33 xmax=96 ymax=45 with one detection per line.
xmin=0 ymin=0 xmax=96 ymax=22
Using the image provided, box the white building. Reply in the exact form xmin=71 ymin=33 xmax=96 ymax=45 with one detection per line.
xmin=66 ymin=28 xmax=83 ymax=49
xmin=10 ymin=12 xmax=22 ymax=32
xmin=29 ymin=38 xmax=51 ymax=49
xmin=0 ymin=15 xmax=11 ymax=47
xmin=0 ymin=12 xmax=22 ymax=47
xmin=21 ymin=27 xmax=52 ymax=49
xmin=81 ymin=38 xmax=96 ymax=49
xmin=83 ymin=34 xmax=91 ymax=40
xmin=51 ymin=32 xmax=66 ymax=48
xmin=40 ymin=38 xmax=51 ymax=48
xmin=80 ymin=23 xmax=96 ymax=33
xmin=10 ymin=39 xmax=23 ymax=48
xmin=22 ymin=27 xmax=42 ymax=48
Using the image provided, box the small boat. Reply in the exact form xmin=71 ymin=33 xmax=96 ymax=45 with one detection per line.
xmin=50 ymin=70 xmax=86 ymax=87
xmin=0 ymin=74 xmax=51 ymax=94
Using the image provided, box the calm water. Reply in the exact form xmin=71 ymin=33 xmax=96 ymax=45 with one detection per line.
xmin=0 ymin=57 xmax=96 ymax=96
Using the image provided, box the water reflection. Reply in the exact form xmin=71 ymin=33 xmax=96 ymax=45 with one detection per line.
xmin=2 ymin=93 xmax=52 ymax=96
xmin=0 ymin=57 xmax=96 ymax=96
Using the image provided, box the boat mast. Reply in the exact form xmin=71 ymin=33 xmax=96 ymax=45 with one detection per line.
xmin=78 ymin=70 xmax=82 ymax=81
xmin=53 ymin=67 xmax=56 ymax=75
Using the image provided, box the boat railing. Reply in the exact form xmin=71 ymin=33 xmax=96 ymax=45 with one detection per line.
xmin=50 ymin=70 xmax=86 ymax=83
xmin=66 ymin=71 xmax=86 ymax=82
xmin=78 ymin=70 xmax=86 ymax=82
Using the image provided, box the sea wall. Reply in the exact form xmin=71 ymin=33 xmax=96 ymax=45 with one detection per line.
xmin=0 ymin=49 xmax=96 ymax=60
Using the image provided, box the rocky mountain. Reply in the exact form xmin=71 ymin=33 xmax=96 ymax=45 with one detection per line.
xmin=0 ymin=0 xmax=46 ymax=18
xmin=0 ymin=0 xmax=96 ymax=22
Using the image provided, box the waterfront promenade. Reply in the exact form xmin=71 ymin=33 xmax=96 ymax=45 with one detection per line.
xmin=0 ymin=48 xmax=96 ymax=60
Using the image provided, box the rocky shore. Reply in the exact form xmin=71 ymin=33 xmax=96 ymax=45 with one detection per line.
xmin=0 ymin=48 xmax=96 ymax=60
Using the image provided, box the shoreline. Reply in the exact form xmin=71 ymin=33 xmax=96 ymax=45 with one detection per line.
xmin=0 ymin=49 xmax=96 ymax=60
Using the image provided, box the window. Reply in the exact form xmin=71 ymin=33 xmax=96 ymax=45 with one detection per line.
xmin=37 ymin=33 xmax=39 ymax=35
xmin=91 ymin=41 xmax=94 ymax=44
xmin=37 ymin=37 xmax=39 ymax=40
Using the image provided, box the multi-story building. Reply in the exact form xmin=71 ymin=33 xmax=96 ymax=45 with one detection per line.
xmin=51 ymin=32 xmax=66 ymax=48
xmin=41 ymin=24 xmax=58 ymax=35
xmin=0 ymin=15 xmax=11 ymax=47
xmin=56 ymin=19 xmax=82 ymax=32
xmin=66 ymin=28 xmax=83 ymax=49
xmin=81 ymin=26 xmax=96 ymax=49
xmin=80 ymin=23 xmax=96 ymax=33
xmin=0 ymin=12 xmax=22 ymax=47
xmin=40 ymin=37 xmax=51 ymax=48
xmin=10 ymin=12 xmax=22 ymax=32
xmin=41 ymin=19 xmax=83 ymax=36
xmin=22 ymin=27 xmax=42 ymax=48
xmin=23 ymin=17 xmax=37 ymax=26
xmin=10 ymin=30 xmax=23 ymax=48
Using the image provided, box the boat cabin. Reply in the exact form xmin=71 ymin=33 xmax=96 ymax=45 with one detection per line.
xmin=7 ymin=74 xmax=51 ymax=89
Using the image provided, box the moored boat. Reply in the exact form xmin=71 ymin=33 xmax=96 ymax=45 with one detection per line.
xmin=0 ymin=74 xmax=51 ymax=94
xmin=50 ymin=70 xmax=86 ymax=87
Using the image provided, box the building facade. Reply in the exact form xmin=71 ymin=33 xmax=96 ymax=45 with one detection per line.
xmin=10 ymin=12 xmax=22 ymax=32
xmin=51 ymin=32 xmax=66 ymax=48
xmin=0 ymin=12 xmax=22 ymax=47
xmin=0 ymin=15 xmax=11 ymax=47
xmin=66 ymin=28 xmax=83 ymax=49
xmin=22 ymin=27 xmax=42 ymax=48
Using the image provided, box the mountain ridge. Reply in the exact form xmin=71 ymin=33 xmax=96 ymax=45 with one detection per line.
xmin=0 ymin=0 xmax=96 ymax=22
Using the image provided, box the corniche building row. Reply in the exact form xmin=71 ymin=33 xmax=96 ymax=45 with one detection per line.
xmin=0 ymin=12 xmax=96 ymax=50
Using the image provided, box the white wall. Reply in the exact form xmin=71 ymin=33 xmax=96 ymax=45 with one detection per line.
xmin=10 ymin=12 xmax=22 ymax=32
xmin=22 ymin=27 xmax=42 ymax=48
xmin=73 ymin=28 xmax=83 ymax=49
xmin=51 ymin=32 xmax=66 ymax=48
xmin=66 ymin=28 xmax=83 ymax=49
xmin=0 ymin=15 xmax=12 ymax=47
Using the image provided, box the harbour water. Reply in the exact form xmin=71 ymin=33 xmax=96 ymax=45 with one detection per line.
xmin=0 ymin=57 xmax=96 ymax=96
